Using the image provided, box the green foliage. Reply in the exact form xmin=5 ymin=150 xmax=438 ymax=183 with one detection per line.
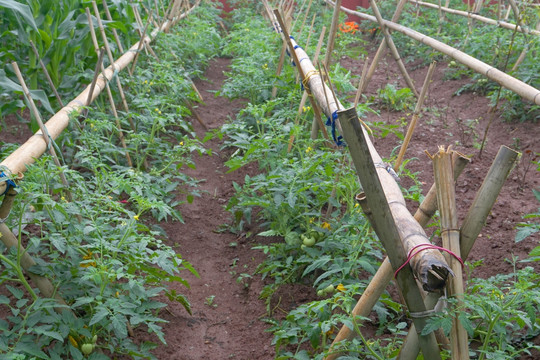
xmin=423 ymin=266 xmax=540 ymax=359
xmin=376 ymin=84 xmax=415 ymax=112
xmin=515 ymin=188 xmax=540 ymax=261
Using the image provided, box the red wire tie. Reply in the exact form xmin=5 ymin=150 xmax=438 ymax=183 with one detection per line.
xmin=394 ymin=243 xmax=464 ymax=279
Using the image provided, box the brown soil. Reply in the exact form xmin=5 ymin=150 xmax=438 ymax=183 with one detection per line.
xmin=1 ymin=35 xmax=538 ymax=360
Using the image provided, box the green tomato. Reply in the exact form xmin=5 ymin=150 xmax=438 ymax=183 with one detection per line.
xmin=324 ymin=284 xmax=335 ymax=294
xmin=317 ymin=290 xmax=325 ymax=297
xmin=81 ymin=343 xmax=93 ymax=355
xmin=302 ymin=236 xmax=316 ymax=247
xmin=92 ymin=335 xmax=97 ymax=344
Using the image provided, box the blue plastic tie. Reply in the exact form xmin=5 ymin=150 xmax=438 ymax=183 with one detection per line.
xmin=0 ymin=172 xmax=17 ymax=196
xmin=325 ymin=111 xmax=345 ymax=146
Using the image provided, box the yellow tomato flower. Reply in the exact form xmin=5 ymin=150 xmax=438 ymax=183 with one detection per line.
xmin=321 ymin=222 xmax=331 ymax=230
xmin=134 ymin=214 xmax=139 ymax=221
xmin=144 ymin=80 xmax=148 ymax=84
xmin=262 ymin=63 xmax=268 ymax=69
xmin=336 ymin=283 xmax=346 ymax=292
xmin=179 ymin=141 xmax=184 ymax=146
xmin=303 ymin=106 xmax=311 ymax=113
xmin=306 ymin=146 xmax=312 ymax=153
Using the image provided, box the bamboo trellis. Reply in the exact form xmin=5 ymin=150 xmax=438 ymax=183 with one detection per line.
xmin=269 ymin=2 xmax=522 ymax=359
xmin=409 ymin=0 xmax=540 ymax=36
xmin=325 ymin=0 xmax=540 ymax=106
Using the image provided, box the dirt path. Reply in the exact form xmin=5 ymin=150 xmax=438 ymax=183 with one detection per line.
xmin=152 ymin=58 xmax=275 ymax=359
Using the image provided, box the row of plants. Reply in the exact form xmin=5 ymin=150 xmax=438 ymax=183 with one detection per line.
xmin=0 ymin=2 xmax=224 ymax=359
xmin=217 ymin=3 xmax=540 ymax=359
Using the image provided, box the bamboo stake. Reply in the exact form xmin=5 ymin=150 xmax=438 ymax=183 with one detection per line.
xmin=324 ymin=0 xmax=342 ymax=69
xmin=11 ymin=62 xmax=74 ymax=200
xmin=394 ymin=62 xmax=436 ymax=170
xmin=101 ymin=0 xmax=125 ymax=54
xmin=408 ymin=0 xmax=540 ymax=36
xmin=338 ymin=107 xmax=443 ymax=360
xmin=460 ymin=145 xmax=519 ymax=259
xmin=130 ymin=14 xmax=152 ymax=75
xmin=91 ymin=1 xmax=135 ymax=133
xmin=288 ymin=26 xmax=327 ymax=151
xmin=86 ymin=8 xmax=133 ymax=167
xmin=399 ymin=146 xmax=517 ymax=359
xmin=324 ymin=0 xmax=540 ymax=105
xmin=511 ymin=22 xmax=540 ymax=72
xmin=326 ymin=152 xmax=470 ymax=360
xmin=360 ymin=0 xmax=409 ymax=93
xmin=133 ymin=5 xmax=160 ymax=61
xmin=29 ymin=40 xmax=64 ymax=108
xmin=431 ymin=146 xmax=469 ymax=360
xmin=370 ymin=0 xmax=419 ymax=97
xmin=353 ymin=58 xmax=370 ymax=110
xmin=274 ymin=10 xmax=331 ymax=147
xmin=298 ymin=0 xmax=314 ymax=38
xmin=291 ymin=0 xmax=308 ymax=32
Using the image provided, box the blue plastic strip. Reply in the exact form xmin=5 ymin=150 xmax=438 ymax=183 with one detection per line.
xmin=325 ymin=111 xmax=345 ymax=146
xmin=0 ymin=172 xmax=17 ymax=196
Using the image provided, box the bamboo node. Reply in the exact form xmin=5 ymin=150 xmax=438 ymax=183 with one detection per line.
xmin=394 ymin=243 xmax=463 ymax=279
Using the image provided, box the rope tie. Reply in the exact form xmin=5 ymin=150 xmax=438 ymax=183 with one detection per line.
xmin=394 ymin=243 xmax=464 ymax=279
xmin=325 ymin=111 xmax=345 ymax=146
xmin=301 ymin=70 xmax=319 ymax=93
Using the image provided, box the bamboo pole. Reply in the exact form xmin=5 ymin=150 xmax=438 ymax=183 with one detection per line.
xmin=394 ymin=62 xmax=436 ymax=170
xmin=101 ymin=0 xmax=125 ymax=54
xmin=91 ymin=1 xmax=134 ymax=131
xmin=511 ymin=22 xmax=540 ymax=72
xmin=369 ymin=0 xmax=419 ymax=97
xmin=274 ymin=10 xmax=331 ymax=147
xmin=133 ymin=5 xmax=160 ymax=61
xmin=11 ymin=62 xmax=74 ymax=201
xmin=325 ymin=152 xmax=469 ymax=360
xmin=338 ymin=107 xmax=443 ymax=360
xmin=431 ymin=146 xmax=469 ymax=360
xmin=408 ymin=0 xmax=540 ymax=36
xmin=288 ymin=26 xmax=327 ymax=152
xmin=399 ymin=146 xmax=518 ymax=359
xmin=324 ymin=0 xmax=540 ymax=105
xmin=360 ymin=0 xmax=409 ymax=93
xmin=324 ymin=0 xmax=342 ymax=68
xmin=291 ymin=0 xmax=308 ymax=32
xmin=298 ymin=0 xmax=314 ymax=38
xmin=353 ymin=58 xmax=370 ymax=110
xmin=130 ymin=12 xmax=153 ymax=74
xmin=460 ymin=145 xmax=519 ymax=259
xmin=29 ymin=40 xmax=64 ymax=108
xmin=86 ymin=8 xmax=133 ymax=167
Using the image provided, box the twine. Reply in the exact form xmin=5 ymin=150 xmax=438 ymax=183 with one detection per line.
xmin=394 ymin=243 xmax=464 ymax=279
